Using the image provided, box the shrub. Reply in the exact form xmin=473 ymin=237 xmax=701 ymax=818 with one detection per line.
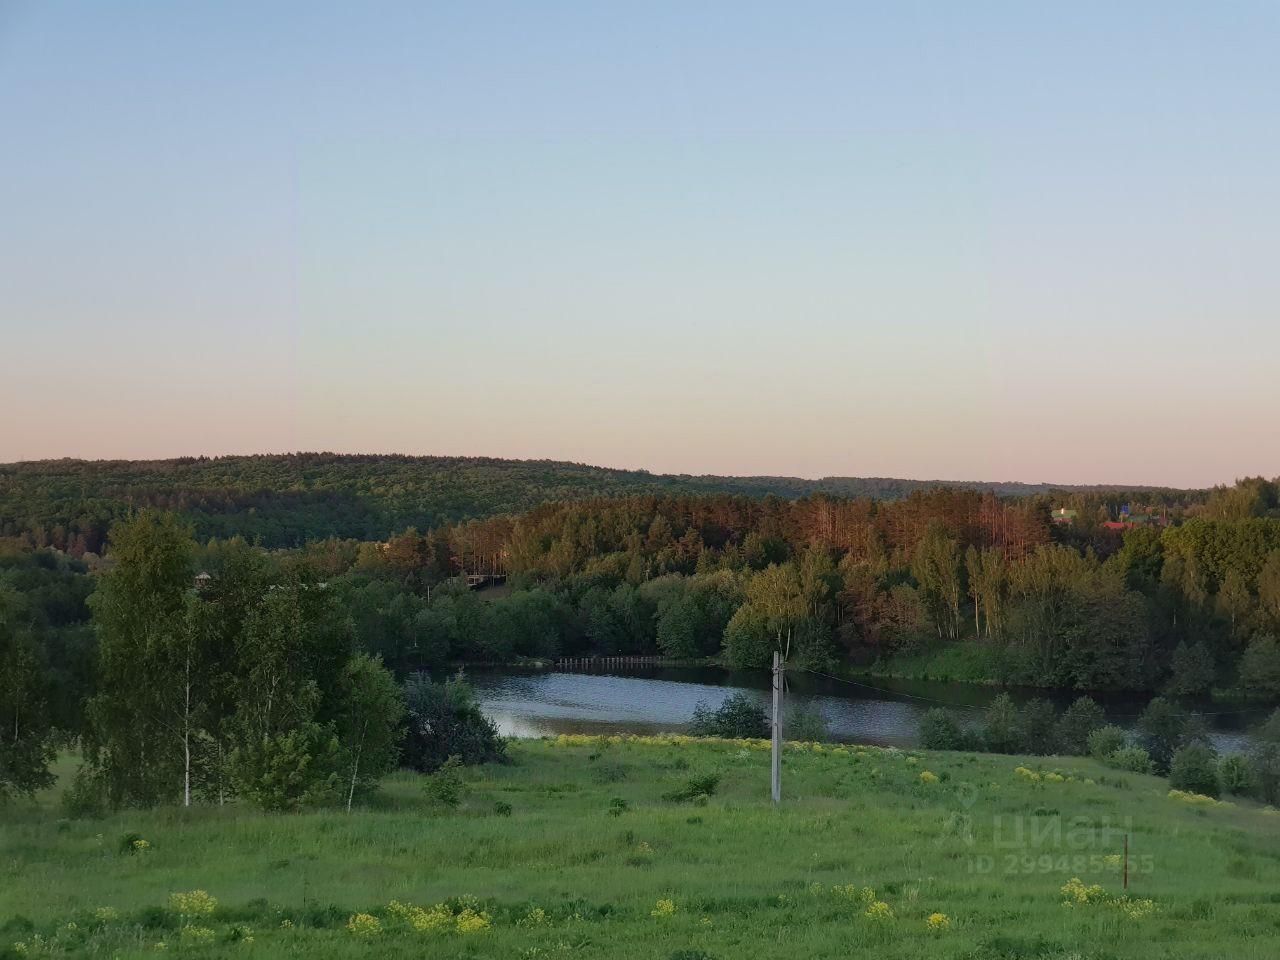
xmin=786 ymin=705 xmax=828 ymax=743
xmin=983 ymin=694 xmax=1022 ymax=754
xmin=1106 ymin=746 xmax=1155 ymax=775
xmin=1056 ymin=697 xmax=1106 ymax=755
xmin=423 ymin=755 xmax=465 ymax=808
xmin=689 ymin=692 xmax=769 ymax=740
xmin=1247 ymin=709 xmax=1280 ymax=803
xmin=663 ymin=774 xmax=720 ymax=802
xmin=402 ymin=672 xmax=506 ymax=773
xmin=919 ymin=709 xmax=967 ymax=751
xmin=1088 ymin=725 xmax=1128 ymax=762
xmin=1019 ymin=699 xmax=1060 ymax=755
xmin=1218 ymin=755 xmax=1254 ymax=796
xmin=1169 ymin=744 xmax=1220 ymax=798
xmin=62 ymin=767 xmax=108 ymax=819
xmin=1167 ymin=642 xmax=1215 ymax=697
xmin=231 ymin=725 xmax=342 ymax=812
xmin=1240 ymin=634 xmax=1280 ymax=698
xmin=1137 ymin=697 xmax=1188 ymax=774
xmin=492 ymin=800 xmax=513 ymax=816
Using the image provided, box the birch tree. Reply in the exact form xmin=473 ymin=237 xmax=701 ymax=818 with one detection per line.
xmin=334 ymin=654 xmax=404 ymax=812
xmin=86 ymin=512 xmax=195 ymax=806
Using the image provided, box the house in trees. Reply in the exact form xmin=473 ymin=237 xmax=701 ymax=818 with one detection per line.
xmin=1051 ymin=508 xmax=1078 ymax=525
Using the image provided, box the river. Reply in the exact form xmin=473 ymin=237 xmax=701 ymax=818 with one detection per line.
xmin=469 ymin=664 xmax=1264 ymax=754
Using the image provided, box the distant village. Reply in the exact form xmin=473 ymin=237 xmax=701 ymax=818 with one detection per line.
xmin=1051 ymin=505 xmax=1169 ymax=532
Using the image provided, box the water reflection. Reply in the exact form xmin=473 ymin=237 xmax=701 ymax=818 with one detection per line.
xmin=468 ymin=665 xmax=1260 ymax=753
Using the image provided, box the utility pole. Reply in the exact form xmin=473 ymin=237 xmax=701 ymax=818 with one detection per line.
xmin=1123 ymin=834 xmax=1129 ymax=890
xmin=771 ymin=649 xmax=783 ymax=804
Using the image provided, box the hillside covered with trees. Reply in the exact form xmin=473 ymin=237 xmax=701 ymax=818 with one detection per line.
xmin=0 ymin=453 xmax=1204 ymax=553
xmin=6 ymin=475 xmax=1280 ymax=807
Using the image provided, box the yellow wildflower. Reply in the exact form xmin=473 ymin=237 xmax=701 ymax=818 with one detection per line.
xmin=346 ymin=913 xmax=381 ymax=937
xmin=919 ymin=770 xmax=939 ymax=784
xmin=1060 ymin=877 xmax=1106 ymax=906
xmin=1115 ymin=897 xmax=1158 ymax=919
xmin=93 ymin=907 xmax=119 ymax=923
xmin=455 ymin=908 xmax=491 ymax=933
xmin=926 ymin=912 xmax=950 ymax=931
xmin=518 ymin=907 xmax=548 ymax=927
xmin=169 ymin=890 xmax=217 ymax=918
xmin=179 ymin=926 xmax=214 ymax=945
xmin=651 ymin=899 xmax=677 ymax=918
xmin=1168 ymin=789 xmax=1221 ymax=808
xmin=864 ymin=900 xmax=893 ymax=921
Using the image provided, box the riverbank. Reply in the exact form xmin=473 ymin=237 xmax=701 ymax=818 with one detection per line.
xmin=851 ymin=642 xmax=1278 ymax=709
xmin=6 ymin=739 xmax=1280 ymax=958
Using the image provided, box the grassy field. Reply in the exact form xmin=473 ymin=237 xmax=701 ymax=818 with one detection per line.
xmin=3 ymin=738 xmax=1280 ymax=959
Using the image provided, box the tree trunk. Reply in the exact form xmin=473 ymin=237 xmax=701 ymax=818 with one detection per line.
xmin=347 ymin=738 xmax=363 ymax=813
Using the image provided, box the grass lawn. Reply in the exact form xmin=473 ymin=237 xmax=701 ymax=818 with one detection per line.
xmin=3 ymin=737 xmax=1280 ymax=958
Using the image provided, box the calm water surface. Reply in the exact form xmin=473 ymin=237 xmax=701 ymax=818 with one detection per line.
xmin=470 ymin=665 xmax=1262 ymax=753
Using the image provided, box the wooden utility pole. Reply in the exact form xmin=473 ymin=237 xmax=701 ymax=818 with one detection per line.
xmin=771 ymin=649 xmax=783 ymax=804
xmin=1123 ymin=834 xmax=1129 ymax=890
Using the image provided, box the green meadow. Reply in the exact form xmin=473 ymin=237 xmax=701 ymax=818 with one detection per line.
xmin=4 ymin=737 xmax=1280 ymax=959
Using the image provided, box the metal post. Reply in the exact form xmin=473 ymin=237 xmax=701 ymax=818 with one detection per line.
xmin=771 ymin=650 xmax=783 ymax=804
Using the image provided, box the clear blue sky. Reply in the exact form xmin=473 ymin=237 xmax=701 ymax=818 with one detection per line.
xmin=3 ymin=1 xmax=1278 ymax=486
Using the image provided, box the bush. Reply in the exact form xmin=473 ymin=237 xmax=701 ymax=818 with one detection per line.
xmin=689 ymin=692 xmax=769 ymax=740
xmin=786 ymin=705 xmax=828 ymax=743
xmin=1240 ymin=635 xmax=1280 ymax=698
xmin=1218 ymin=754 xmax=1254 ymax=796
xmin=231 ymin=725 xmax=341 ymax=812
xmin=1170 ymin=744 xmax=1220 ymax=797
xmin=1056 ymin=697 xmax=1106 ymax=756
xmin=1106 ymin=746 xmax=1155 ymax=775
xmin=402 ymin=672 xmax=506 ymax=773
xmin=423 ymin=756 xmax=465 ymax=808
xmin=1167 ymin=642 xmax=1215 ymax=697
xmin=919 ymin=709 xmax=967 ymax=751
xmin=1019 ymin=699 xmax=1059 ymax=755
xmin=983 ymin=694 xmax=1022 ymax=754
xmin=61 ymin=767 xmax=108 ymax=819
xmin=1137 ymin=697 xmax=1188 ymax=774
xmin=1088 ymin=725 xmax=1127 ymax=761
xmin=663 ymin=774 xmax=721 ymax=803
xmin=1248 ymin=709 xmax=1280 ymax=803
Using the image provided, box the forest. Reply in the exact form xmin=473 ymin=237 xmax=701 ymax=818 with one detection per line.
xmin=1 ymin=452 xmax=1202 ymax=552
xmin=5 ymin=473 xmax=1280 ymax=806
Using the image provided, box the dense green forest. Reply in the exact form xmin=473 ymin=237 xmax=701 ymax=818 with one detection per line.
xmin=5 ymin=475 xmax=1280 ymax=807
xmin=0 ymin=453 xmax=1205 ymax=552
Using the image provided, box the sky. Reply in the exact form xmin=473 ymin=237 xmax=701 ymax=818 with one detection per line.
xmin=2 ymin=1 xmax=1278 ymax=487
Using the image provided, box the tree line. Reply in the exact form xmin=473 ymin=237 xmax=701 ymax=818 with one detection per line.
xmin=2 ymin=514 xmax=502 ymax=808
xmin=1 ymin=452 xmax=1208 ymax=552
xmin=6 ymin=479 xmax=1280 ymax=803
